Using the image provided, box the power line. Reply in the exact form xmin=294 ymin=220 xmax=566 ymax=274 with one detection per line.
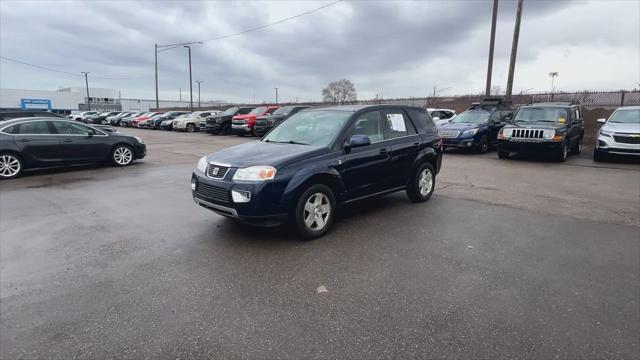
xmin=159 ymin=0 xmax=343 ymax=47
xmin=0 ymin=56 xmax=147 ymax=80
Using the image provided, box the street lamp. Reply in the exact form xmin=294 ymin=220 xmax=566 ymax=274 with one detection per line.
xmin=184 ymin=46 xmax=193 ymax=111
xmin=81 ymin=72 xmax=91 ymax=110
xmin=549 ymin=72 xmax=559 ymax=100
xmin=274 ymin=87 xmax=279 ymax=104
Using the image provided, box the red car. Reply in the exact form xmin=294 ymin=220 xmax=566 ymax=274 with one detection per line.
xmin=132 ymin=112 xmax=163 ymax=128
xmin=231 ymin=106 xmax=279 ymax=136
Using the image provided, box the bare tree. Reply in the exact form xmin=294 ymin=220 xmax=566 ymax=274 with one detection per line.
xmin=322 ymin=79 xmax=357 ymax=104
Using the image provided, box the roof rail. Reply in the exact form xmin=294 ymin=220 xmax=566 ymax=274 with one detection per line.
xmin=526 ymin=100 xmax=580 ymax=106
xmin=468 ymin=97 xmax=511 ymax=110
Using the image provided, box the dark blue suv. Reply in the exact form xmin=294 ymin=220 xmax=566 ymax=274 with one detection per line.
xmin=191 ymin=105 xmax=443 ymax=239
xmin=437 ymin=98 xmax=513 ymax=153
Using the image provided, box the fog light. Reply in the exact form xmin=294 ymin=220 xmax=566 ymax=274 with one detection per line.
xmin=232 ymin=190 xmax=251 ymax=203
xmin=191 ymin=179 xmax=196 ymax=191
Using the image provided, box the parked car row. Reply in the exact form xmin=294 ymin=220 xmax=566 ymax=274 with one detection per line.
xmin=435 ymin=98 xmax=639 ymax=162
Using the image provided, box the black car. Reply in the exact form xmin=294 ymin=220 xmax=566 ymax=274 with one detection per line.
xmin=191 ymin=105 xmax=443 ymax=239
xmin=437 ymin=98 xmax=513 ymax=153
xmin=0 ymin=110 xmax=63 ymax=122
xmin=147 ymin=111 xmax=189 ymax=130
xmin=205 ymin=107 xmax=254 ymax=135
xmin=87 ymin=112 xmax=121 ymax=125
xmin=0 ymin=118 xmax=146 ymax=179
xmin=253 ymin=105 xmax=311 ymax=137
xmin=497 ymin=102 xmax=584 ymax=161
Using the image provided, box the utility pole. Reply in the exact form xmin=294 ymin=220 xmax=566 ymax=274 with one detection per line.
xmin=81 ymin=72 xmax=91 ymax=110
xmin=274 ymin=87 xmax=279 ymax=104
xmin=184 ymin=46 xmax=193 ymax=111
xmin=505 ymin=0 xmax=523 ymax=101
xmin=196 ymin=80 xmax=202 ymax=109
xmin=154 ymin=44 xmax=159 ymax=109
xmin=485 ymin=0 xmax=499 ymax=97
xmin=179 ymin=88 xmax=182 ymax=101
xmin=549 ymin=72 xmax=558 ymax=100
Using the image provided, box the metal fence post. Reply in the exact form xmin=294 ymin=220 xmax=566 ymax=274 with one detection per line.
xmin=620 ymin=91 xmax=626 ymax=106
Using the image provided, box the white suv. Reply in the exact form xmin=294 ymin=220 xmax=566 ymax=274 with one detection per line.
xmin=594 ymin=106 xmax=640 ymax=161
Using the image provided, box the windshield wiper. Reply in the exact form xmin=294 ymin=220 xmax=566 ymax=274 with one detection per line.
xmin=264 ymin=140 xmax=309 ymax=145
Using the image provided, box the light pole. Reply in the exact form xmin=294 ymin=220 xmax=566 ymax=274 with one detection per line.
xmin=154 ymin=44 xmax=159 ymax=109
xmin=184 ymin=46 xmax=193 ymax=111
xmin=196 ymin=80 xmax=202 ymax=109
xmin=274 ymin=87 xmax=279 ymax=104
xmin=549 ymin=72 xmax=558 ymax=100
xmin=81 ymin=72 xmax=91 ymax=110
xmin=485 ymin=0 xmax=499 ymax=97
xmin=505 ymin=0 xmax=524 ymax=101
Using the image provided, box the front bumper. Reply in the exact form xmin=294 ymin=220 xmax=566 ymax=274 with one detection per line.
xmin=191 ymin=170 xmax=288 ymax=226
xmin=205 ymin=122 xmax=223 ymax=133
xmin=441 ymin=135 xmax=479 ymax=148
xmin=253 ymin=124 xmax=273 ymax=137
xmin=133 ymin=144 xmax=147 ymax=159
xmin=232 ymin=123 xmax=252 ymax=134
xmin=595 ymin=135 xmax=640 ymax=156
xmin=497 ymin=139 xmax=563 ymax=153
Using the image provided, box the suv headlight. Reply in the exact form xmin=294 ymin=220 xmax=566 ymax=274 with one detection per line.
xmin=461 ymin=128 xmax=479 ymax=136
xmin=233 ymin=166 xmax=277 ymax=181
xmin=599 ymin=130 xmax=613 ymax=138
xmin=196 ymin=156 xmax=208 ymax=173
xmin=543 ymin=130 xmax=555 ymax=140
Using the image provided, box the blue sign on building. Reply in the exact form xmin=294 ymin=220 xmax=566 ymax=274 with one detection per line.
xmin=20 ymin=98 xmax=52 ymax=110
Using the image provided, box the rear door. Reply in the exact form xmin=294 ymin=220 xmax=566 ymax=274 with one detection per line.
xmin=382 ymin=108 xmax=421 ymax=188
xmin=8 ymin=120 xmax=64 ymax=165
xmin=569 ymin=107 xmax=583 ymax=146
xmin=51 ymin=121 xmax=111 ymax=161
xmin=339 ymin=110 xmax=396 ymax=200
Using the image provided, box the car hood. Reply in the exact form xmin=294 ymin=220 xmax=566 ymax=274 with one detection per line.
xmin=601 ymin=122 xmax=640 ymax=134
xmin=232 ymin=114 xmax=256 ymax=120
xmin=504 ymin=121 xmax=567 ymax=130
xmin=438 ymin=122 xmax=482 ymax=130
xmin=206 ymin=141 xmax=328 ymax=168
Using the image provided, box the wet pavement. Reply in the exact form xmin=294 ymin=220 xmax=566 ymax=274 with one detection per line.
xmin=1 ymin=129 xmax=638 ymax=358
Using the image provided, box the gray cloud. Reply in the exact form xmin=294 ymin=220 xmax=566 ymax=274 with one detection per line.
xmin=1 ymin=0 xmax=637 ymax=103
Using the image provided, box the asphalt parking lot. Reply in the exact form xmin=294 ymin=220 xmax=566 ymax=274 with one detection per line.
xmin=1 ymin=128 xmax=639 ymax=358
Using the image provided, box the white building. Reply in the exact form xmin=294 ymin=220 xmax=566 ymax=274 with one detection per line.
xmin=0 ymin=87 xmax=224 ymax=113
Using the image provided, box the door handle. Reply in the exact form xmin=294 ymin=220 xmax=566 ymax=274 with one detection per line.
xmin=17 ymin=138 xmax=29 ymax=142
xmin=63 ymin=139 xmax=72 ymax=142
xmin=379 ymin=148 xmax=389 ymax=155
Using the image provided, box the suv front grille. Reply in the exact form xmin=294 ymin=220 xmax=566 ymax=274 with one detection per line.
xmin=614 ymin=134 xmax=640 ymax=144
xmin=195 ymin=182 xmax=229 ymax=203
xmin=438 ymin=130 xmax=459 ymax=138
xmin=207 ymin=165 xmax=230 ymax=179
xmin=511 ymin=129 xmax=544 ymax=139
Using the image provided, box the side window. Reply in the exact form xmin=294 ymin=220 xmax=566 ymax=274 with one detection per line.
xmin=443 ymin=111 xmax=454 ymax=119
xmin=572 ymin=108 xmax=581 ymax=121
xmin=406 ymin=109 xmax=435 ymax=134
xmin=51 ymin=121 xmax=91 ymax=135
xmin=347 ymin=110 xmax=384 ymax=143
xmin=15 ymin=121 xmax=53 ymax=134
xmin=431 ymin=111 xmax=443 ymax=119
xmin=2 ymin=124 xmax=18 ymax=134
xmin=384 ymin=110 xmax=417 ymax=139
xmin=267 ymin=108 xmax=278 ymax=114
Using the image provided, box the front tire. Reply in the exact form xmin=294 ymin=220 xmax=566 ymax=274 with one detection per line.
xmin=0 ymin=153 xmax=23 ymax=179
xmin=112 ymin=145 xmax=134 ymax=167
xmin=556 ymin=140 xmax=568 ymax=162
xmin=477 ymin=135 xmax=489 ymax=153
xmin=294 ymin=184 xmax=336 ymax=240
xmin=571 ymin=136 xmax=583 ymax=155
xmin=186 ymin=123 xmax=196 ymax=132
xmin=498 ymin=150 xmax=510 ymax=159
xmin=593 ymin=149 xmax=606 ymax=162
xmin=406 ymin=162 xmax=435 ymax=203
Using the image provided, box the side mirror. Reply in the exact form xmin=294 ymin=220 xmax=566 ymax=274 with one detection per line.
xmin=503 ymin=115 xmax=513 ymax=122
xmin=87 ymin=129 xmax=95 ymax=136
xmin=432 ymin=117 xmax=440 ymax=121
xmin=597 ymin=118 xmax=606 ymax=123
xmin=344 ymin=135 xmax=371 ymax=152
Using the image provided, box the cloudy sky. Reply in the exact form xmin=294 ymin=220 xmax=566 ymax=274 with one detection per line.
xmin=1 ymin=0 xmax=638 ymax=103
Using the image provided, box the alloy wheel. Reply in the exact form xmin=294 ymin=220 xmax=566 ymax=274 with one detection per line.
xmin=418 ymin=168 xmax=434 ymax=196
xmin=0 ymin=154 xmax=21 ymax=178
xmin=113 ymin=147 xmax=133 ymax=165
xmin=303 ymin=193 xmax=331 ymax=231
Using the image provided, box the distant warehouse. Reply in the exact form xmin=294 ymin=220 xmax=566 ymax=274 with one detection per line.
xmin=0 ymin=87 xmax=223 ymax=114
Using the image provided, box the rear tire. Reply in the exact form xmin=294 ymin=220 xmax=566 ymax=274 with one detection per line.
xmin=406 ymin=162 xmax=435 ymax=203
xmin=186 ymin=123 xmax=196 ymax=133
xmin=0 ymin=153 xmax=23 ymax=179
xmin=294 ymin=184 xmax=336 ymax=240
xmin=571 ymin=136 xmax=583 ymax=155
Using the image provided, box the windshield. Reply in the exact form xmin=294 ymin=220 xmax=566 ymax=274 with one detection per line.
xmin=223 ymin=107 xmax=238 ymax=115
xmin=609 ymin=109 xmax=640 ymax=123
xmin=273 ymin=106 xmax=294 ymax=116
xmin=250 ymin=107 xmax=267 ymax=115
xmin=514 ymin=107 xmax=568 ymax=123
xmin=262 ymin=110 xmax=351 ymax=147
xmin=451 ymin=110 xmax=490 ymax=124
